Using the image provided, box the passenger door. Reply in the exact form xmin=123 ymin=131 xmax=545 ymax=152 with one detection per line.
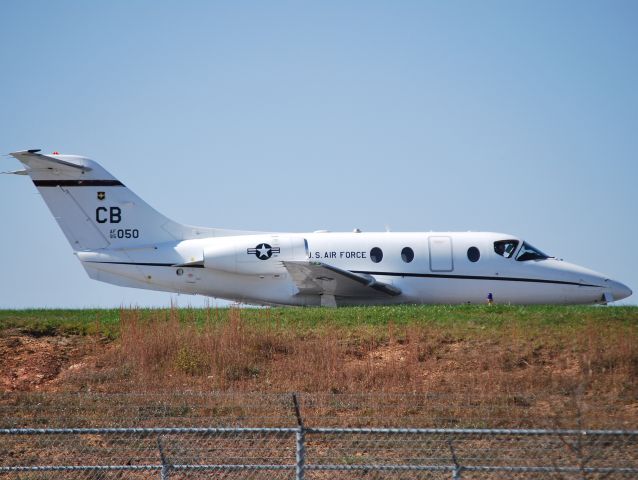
xmin=429 ymin=236 xmax=454 ymax=272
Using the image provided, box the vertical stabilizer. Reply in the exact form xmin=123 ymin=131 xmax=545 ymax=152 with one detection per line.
xmin=10 ymin=150 xmax=203 ymax=251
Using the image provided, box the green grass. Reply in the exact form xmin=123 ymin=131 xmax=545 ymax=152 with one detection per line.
xmin=0 ymin=309 xmax=121 ymax=338
xmin=0 ymin=305 xmax=636 ymax=339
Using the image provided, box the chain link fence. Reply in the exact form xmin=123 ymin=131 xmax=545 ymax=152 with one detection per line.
xmin=0 ymin=393 xmax=636 ymax=478
xmin=2 ymin=392 xmax=635 ymax=429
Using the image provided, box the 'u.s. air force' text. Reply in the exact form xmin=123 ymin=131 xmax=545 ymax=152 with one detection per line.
xmin=309 ymin=251 xmax=367 ymax=259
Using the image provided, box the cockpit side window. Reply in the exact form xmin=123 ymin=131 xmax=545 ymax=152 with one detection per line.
xmin=494 ymin=240 xmax=519 ymax=258
xmin=516 ymin=242 xmax=549 ymax=261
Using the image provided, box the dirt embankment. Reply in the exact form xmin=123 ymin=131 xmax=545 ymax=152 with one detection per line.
xmin=0 ymin=329 xmax=109 ymax=392
xmin=1 ymin=308 xmax=637 ymax=427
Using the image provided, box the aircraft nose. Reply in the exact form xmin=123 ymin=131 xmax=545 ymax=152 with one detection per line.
xmin=607 ymin=280 xmax=632 ymax=301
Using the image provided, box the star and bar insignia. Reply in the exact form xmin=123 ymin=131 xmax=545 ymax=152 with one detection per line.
xmin=247 ymin=243 xmax=280 ymax=260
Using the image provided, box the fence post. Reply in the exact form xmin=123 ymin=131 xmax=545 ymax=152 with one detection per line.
xmin=157 ymin=435 xmax=170 ymax=480
xmin=448 ymin=439 xmax=462 ymax=480
xmin=296 ymin=426 xmax=306 ymax=480
xmin=292 ymin=393 xmax=305 ymax=480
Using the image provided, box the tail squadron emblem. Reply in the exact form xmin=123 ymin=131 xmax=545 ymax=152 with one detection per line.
xmin=247 ymin=243 xmax=280 ymax=260
xmin=97 ymin=191 xmax=106 ymax=201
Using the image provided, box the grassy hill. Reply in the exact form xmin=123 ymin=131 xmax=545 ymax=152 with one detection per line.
xmin=1 ymin=305 xmax=636 ymax=427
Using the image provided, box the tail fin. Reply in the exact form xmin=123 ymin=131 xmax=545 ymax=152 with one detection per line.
xmin=10 ymin=150 xmax=213 ymax=251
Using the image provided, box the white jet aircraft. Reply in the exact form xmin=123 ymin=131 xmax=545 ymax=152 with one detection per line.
xmin=8 ymin=150 xmax=632 ymax=307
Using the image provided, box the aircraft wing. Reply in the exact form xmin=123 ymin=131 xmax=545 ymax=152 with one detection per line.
xmin=283 ymin=261 xmax=401 ymax=298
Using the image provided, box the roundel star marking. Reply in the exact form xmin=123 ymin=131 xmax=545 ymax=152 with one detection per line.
xmin=247 ymin=243 xmax=281 ymax=260
xmin=256 ymin=243 xmax=271 ymax=259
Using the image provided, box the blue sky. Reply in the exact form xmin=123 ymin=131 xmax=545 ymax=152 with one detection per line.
xmin=1 ymin=1 xmax=636 ymax=307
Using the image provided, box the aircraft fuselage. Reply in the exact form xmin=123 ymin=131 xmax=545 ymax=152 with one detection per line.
xmin=78 ymin=231 xmax=630 ymax=306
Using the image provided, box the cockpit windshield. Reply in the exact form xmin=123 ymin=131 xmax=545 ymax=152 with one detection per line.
xmin=494 ymin=240 xmax=519 ymax=258
xmin=516 ymin=242 xmax=550 ymax=262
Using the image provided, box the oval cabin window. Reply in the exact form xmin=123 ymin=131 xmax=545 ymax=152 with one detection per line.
xmin=467 ymin=247 xmax=480 ymax=262
xmin=401 ymin=247 xmax=414 ymax=263
xmin=370 ymin=247 xmax=383 ymax=263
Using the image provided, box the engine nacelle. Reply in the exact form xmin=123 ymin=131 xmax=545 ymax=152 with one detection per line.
xmin=203 ymin=235 xmax=308 ymax=275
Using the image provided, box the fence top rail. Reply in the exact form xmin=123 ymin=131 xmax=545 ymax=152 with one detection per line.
xmin=0 ymin=427 xmax=298 ymax=434
xmin=2 ymin=465 xmax=638 ymax=474
xmin=0 ymin=427 xmax=636 ymax=435
xmin=306 ymin=427 xmax=638 ymax=435
xmin=0 ymin=465 xmax=161 ymax=472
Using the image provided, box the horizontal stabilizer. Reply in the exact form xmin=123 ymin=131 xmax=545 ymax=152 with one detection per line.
xmin=10 ymin=150 xmax=93 ymax=172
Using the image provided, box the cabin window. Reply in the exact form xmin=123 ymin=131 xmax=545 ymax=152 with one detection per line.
xmin=494 ymin=240 xmax=519 ymax=258
xmin=467 ymin=247 xmax=480 ymax=262
xmin=401 ymin=247 xmax=414 ymax=263
xmin=516 ymin=242 xmax=549 ymax=261
xmin=370 ymin=247 xmax=383 ymax=263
